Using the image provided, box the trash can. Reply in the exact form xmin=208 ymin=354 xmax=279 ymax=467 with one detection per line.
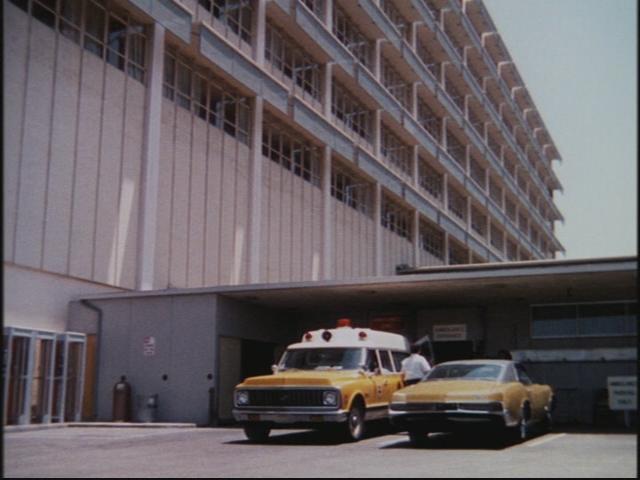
xmin=112 ymin=376 xmax=132 ymax=422
xmin=136 ymin=394 xmax=159 ymax=423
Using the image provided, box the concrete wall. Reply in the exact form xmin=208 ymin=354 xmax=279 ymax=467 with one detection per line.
xmin=333 ymin=201 xmax=376 ymax=279
xmin=70 ymin=294 xmax=217 ymax=425
xmin=4 ymin=2 xmax=144 ymax=290
xmin=5 ymin=264 xmax=123 ymax=332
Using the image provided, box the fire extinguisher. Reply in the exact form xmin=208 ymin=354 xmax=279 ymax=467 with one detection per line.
xmin=113 ymin=375 xmax=132 ymax=422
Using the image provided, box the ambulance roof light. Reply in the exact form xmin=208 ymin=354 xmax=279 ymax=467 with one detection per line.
xmin=337 ymin=318 xmax=352 ymax=328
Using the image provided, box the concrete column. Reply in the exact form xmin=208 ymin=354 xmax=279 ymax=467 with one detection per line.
xmin=413 ymin=210 xmax=420 ymax=267
xmin=374 ymin=183 xmax=383 ymax=276
xmin=374 ymin=39 xmax=387 ymax=81
xmin=137 ymin=22 xmax=165 ymax=290
xmin=322 ymin=146 xmax=333 ymax=280
xmin=444 ymin=232 xmax=450 ymax=264
xmin=466 ymin=197 xmax=472 ymax=232
xmin=440 ymin=61 xmax=448 ymax=88
xmin=410 ymin=22 xmax=420 ymax=50
xmin=253 ymin=0 xmax=267 ymax=66
xmin=323 ymin=0 xmax=333 ymax=28
xmin=248 ymin=96 xmax=264 ymax=283
xmin=443 ymin=173 xmax=449 ymax=209
xmin=411 ymin=82 xmax=419 ymax=118
xmin=465 ymin=144 xmax=470 ymax=174
xmin=464 ymin=94 xmax=470 ymax=122
xmin=373 ymin=110 xmax=382 ymax=159
xmin=323 ymin=62 xmax=333 ymax=117
xmin=441 ymin=116 xmax=448 ymax=150
xmin=412 ymin=145 xmax=420 ymax=189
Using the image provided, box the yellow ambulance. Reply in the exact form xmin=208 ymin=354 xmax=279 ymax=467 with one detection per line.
xmin=233 ymin=319 xmax=411 ymax=442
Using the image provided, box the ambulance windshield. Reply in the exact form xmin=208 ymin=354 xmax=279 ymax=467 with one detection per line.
xmin=279 ymin=348 xmax=365 ymax=371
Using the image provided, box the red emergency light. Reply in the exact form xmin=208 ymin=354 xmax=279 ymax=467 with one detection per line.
xmin=337 ymin=318 xmax=352 ymax=328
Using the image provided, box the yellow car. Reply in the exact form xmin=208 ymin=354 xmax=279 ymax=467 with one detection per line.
xmin=389 ymin=359 xmax=554 ymax=444
xmin=233 ymin=320 xmax=410 ymax=442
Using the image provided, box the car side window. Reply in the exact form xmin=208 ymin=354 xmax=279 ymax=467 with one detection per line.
xmin=392 ymin=351 xmax=409 ymax=372
xmin=379 ymin=350 xmax=394 ymax=373
xmin=365 ymin=349 xmax=379 ymax=372
xmin=516 ymin=364 xmax=533 ymax=385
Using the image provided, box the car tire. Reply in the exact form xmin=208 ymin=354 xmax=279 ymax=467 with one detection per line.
xmin=517 ymin=403 xmax=531 ymax=441
xmin=344 ymin=401 xmax=365 ymax=442
xmin=243 ymin=424 xmax=271 ymax=443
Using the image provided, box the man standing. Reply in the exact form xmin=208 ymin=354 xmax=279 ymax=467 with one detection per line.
xmin=401 ymin=344 xmax=432 ymax=385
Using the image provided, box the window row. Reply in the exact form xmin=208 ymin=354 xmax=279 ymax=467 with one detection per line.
xmin=381 ymin=197 xmax=412 ymax=240
xmin=163 ymin=50 xmax=251 ymax=144
xmin=331 ymin=166 xmax=372 ymax=216
xmin=332 ymin=3 xmax=374 ymax=71
xmin=265 ymin=22 xmax=322 ymax=101
xmin=11 ymin=0 xmax=146 ymax=83
xmin=332 ymin=80 xmax=373 ymax=142
xmin=380 ymin=126 xmax=412 ymax=178
xmin=198 ymin=0 xmax=253 ymax=45
xmin=531 ymin=302 xmax=637 ymax=338
xmin=262 ymin=115 xmax=322 ymax=186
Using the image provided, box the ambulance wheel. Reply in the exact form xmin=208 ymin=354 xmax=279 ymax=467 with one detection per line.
xmin=243 ymin=424 xmax=271 ymax=443
xmin=344 ymin=400 xmax=365 ymax=442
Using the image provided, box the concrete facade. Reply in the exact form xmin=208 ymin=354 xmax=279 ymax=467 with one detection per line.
xmin=2 ymin=0 xmax=589 ymax=427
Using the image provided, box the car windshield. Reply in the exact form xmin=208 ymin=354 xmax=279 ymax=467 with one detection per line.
xmin=279 ymin=348 xmax=364 ymax=371
xmin=424 ymin=363 xmax=503 ymax=382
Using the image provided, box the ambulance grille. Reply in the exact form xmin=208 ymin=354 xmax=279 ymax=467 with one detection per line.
xmin=248 ymin=389 xmax=325 ymax=407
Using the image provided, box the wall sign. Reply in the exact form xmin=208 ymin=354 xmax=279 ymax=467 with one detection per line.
xmin=143 ymin=336 xmax=156 ymax=356
xmin=608 ymin=376 xmax=637 ymax=411
xmin=433 ymin=324 xmax=467 ymax=342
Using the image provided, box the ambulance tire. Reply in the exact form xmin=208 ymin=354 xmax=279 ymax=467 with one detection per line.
xmin=243 ymin=423 xmax=271 ymax=443
xmin=343 ymin=400 xmax=365 ymax=442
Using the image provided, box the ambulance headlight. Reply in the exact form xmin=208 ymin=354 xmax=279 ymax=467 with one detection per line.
xmin=322 ymin=390 xmax=339 ymax=407
xmin=235 ymin=390 xmax=250 ymax=406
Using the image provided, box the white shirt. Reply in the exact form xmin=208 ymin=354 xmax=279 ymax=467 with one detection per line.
xmin=401 ymin=354 xmax=432 ymax=381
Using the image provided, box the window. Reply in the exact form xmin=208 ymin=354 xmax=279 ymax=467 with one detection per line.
xmin=420 ymin=222 xmax=444 ymax=260
xmin=378 ymin=350 xmax=395 ymax=373
xmin=447 ymin=186 xmax=467 ymax=222
xmin=490 ymin=223 xmax=504 ymax=252
xmin=445 ymin=78 xmax=464 ymax=113
xmin=14 ymin=0 xmax=147 ymax=84
xmin=381 ymin=197 xmax=411 ymax=240
xmin=381 ymin=57 xmax=411 ymax=111
xmin=198 ymin=0 xmax=253 ymax=45
xmin=531 ymin=302 xmax=637 ymax=338
xmin=418 ymin=159 xmax=443 ymax=201
xmin=417 ymin=99 xmax=442 ymax=143
xmin=448 ymin=240 xmax=468 ymax=265
xmin=489 ymin=176 xmax=503 ymax=207
xmin=262 ymin=115 xmax=321 ymax=186
xmin=163 ymin=50 xmax=251 ymax=144
xmin=301 ymin=0 xmax=324 ymax=21
xmin=332 ymin=4 xmax=373 ymax=71
xmin=331 ymin=166 xmax=372 ymax=215
xmin=331 ymin=80 xmax=372 ymax=142
xmin=506 ymin=239 xmax=517 ymax=261
xmin=469 ymin=156 xmax=486 ymax=190
xmin=416 ymin=38 xmax=440 ymax=79
xmin=505 ymin=197 xmax=516 ymax=222
xmin=470 ymin=206 xmax=487 ymax=238
xmin=380 ymin=0 xmax=411 ymax=43
xmin=446 ymin=130 xmax=466 ymax=169
xmin=380 ymin=126 xmax=412 ymax=178
xmin=265 ymin=23 xmax=322 ymax=101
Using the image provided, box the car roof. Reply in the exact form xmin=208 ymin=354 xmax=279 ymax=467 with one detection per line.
xmin=435 ymin=359 xmax=515 ymax=367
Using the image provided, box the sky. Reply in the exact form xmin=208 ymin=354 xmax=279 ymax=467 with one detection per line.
xmin=483 ymin=0 xmax=637 ymax=259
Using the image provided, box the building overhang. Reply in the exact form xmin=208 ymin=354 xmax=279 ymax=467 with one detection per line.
xmin=77 ymin=257 xmax=637 ymax=312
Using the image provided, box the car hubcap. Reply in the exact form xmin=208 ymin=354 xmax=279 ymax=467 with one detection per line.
xmin=349 ymin=408 xmax=363 ymax=438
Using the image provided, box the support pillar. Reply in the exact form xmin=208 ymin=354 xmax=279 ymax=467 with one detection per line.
xmin=322 ymin=146 xmax=333 ymax=280
xmin=137 ymin=22 xmax=165 ymax=290
xmin=248 ymin=96 xmax=264 ymax=283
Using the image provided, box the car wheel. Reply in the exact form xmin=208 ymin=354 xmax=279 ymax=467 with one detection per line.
xmin=518 ymin=403 xmax=531 ymax=441
xmin=344 ymin=401 xmax=365 ymax=442
xmin=243 ymin=424 xmax=271 ymax=443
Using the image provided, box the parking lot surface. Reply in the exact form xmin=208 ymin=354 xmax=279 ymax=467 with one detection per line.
xmin=3 ymin=424 xmax=637 ymax=478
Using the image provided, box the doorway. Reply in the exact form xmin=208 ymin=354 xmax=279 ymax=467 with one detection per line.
xmin=432 ymin=341 xmax=475 ymax=364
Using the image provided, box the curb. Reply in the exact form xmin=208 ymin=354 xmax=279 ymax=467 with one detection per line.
xmin=4 ymin=422 xmax=198 ymax=433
